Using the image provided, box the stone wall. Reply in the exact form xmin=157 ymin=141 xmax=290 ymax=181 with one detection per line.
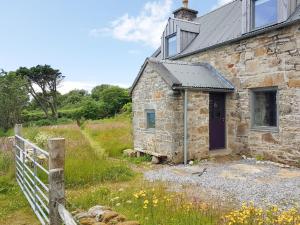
xmin=132 ymin=64 xmax=184 ymax=163
xmin=181 ymin=22 xmax=300 ymax=165
xmin=133 ymin=22 xmax=300 ymax=165
xmin=186 ymin=91 xmax=209 ymax=159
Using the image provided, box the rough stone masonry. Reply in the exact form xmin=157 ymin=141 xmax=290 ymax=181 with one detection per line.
xmin=132 ymin=22 xmax=300 ymax=165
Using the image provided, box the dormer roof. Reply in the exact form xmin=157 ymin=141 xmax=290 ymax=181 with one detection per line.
xmin=156 ymin=0 xmax=300 ymax=60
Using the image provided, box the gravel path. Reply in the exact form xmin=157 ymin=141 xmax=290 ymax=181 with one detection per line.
xmin=144 ymin=160 xmax=300 ymax=208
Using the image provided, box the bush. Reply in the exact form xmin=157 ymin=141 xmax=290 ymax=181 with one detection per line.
xmin=78 ymin=100 xmax=106 ymax=120
xmin=21 ymin=110 xmax=46 ymax=122
xmin=26 ymin=118 xmax=73 ymax=127
xmin=121 ymin=102 xmax=132 ymax=114
xmin=0 ymin=129 xmax=13 ymax=137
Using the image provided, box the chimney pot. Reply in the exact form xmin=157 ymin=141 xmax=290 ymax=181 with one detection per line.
xmin=183 ymin=0 xmax=188 ymax=8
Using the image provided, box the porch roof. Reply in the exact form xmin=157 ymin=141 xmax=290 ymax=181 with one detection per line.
xmin=130 ymin=58 xmax=235 ymax=94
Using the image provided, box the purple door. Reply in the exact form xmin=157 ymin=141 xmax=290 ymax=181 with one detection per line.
xmin=209 ymin=93 xmax=226 ymax=150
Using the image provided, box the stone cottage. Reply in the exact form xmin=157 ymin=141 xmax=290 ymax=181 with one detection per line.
xmin=130 ymin=0 xmax=300 ymax=165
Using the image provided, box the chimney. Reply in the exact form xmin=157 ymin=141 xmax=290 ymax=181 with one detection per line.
xmin=173 ymin=0 xmax=198 ymax=21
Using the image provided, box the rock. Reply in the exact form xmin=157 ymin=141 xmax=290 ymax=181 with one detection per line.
xmin=151 ymin=156 xmax=160 ymax=164
xmin=75 ymin=212 xmax=91 ymax=220
xmin=116 ymin=221 xmax=140 ymax=225
xmin=88 ymin=205 xmax=109 ymax=217
xmin=189 ymin=160 xmax=194 ymax=165
xmin=242 ymin=155 xmax=247 ymax=160
xmin=101 ymin=211 xmax=119 ymax=223
xmin=79 ymin=218 xmax=97 ymax=225
xmin=107 ymin=214 xmax=127 ymax=224
xmin=123 ymin=149 xmax=136 ymax=157
xmin=92 ymin=223 xmax=106 ymax=225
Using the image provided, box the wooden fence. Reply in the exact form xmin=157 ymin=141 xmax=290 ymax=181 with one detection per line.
xmin=14 ymin=124 xmax=77 ymax=225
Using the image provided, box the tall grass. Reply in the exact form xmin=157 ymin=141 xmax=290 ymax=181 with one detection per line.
xmin=84 ymin=115 xmax=133 ymax=157
xmin=0 ymin=151 xmax=30 ymax=221
xmin=23 ymin=123 xmax=134 ymax=187
xmin=69 ymin=183 xmax=218 ymax=225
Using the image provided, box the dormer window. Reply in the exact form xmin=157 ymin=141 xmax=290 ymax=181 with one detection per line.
xmin=253 ymin=0 xmax=278 ymax=29
xmin=166 ymin=35 xmax=177 ymax=57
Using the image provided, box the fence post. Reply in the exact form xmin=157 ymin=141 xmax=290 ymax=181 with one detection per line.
xmin=14 ymin=124 xmax=23 ymax=136
xmin=48 ymin=138 xmax=65 ymax=225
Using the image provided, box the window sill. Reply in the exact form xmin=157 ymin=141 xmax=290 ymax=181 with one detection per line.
xmin=250 ymin=126 xmax=279 ymax=133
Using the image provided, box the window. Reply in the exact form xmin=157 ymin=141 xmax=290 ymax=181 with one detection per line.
xmin=166 ymin=35 xmax=177 ymax=57
xmin=251 ymin=88 xmax=278 ymax=129
xmin=146 ymin=110 xmax=155 ymax=129
xmin=253 ymin=0 xmax=278 ymax=29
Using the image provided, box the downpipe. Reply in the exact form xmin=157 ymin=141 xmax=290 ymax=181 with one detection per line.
xmin=183 ymin=89 xmax=188 ymax=165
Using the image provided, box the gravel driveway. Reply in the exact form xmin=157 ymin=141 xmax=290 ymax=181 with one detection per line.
xmin=144 ymin=160 xmax=300 ymax=209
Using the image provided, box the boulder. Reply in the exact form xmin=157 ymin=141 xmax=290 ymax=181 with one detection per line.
xmin=116 ymin=221 xmax=140 ymax=225
xmin=75 ymin=212 xmax=91 ymax=220
xmin=88 ymin=205 xmax=109 ymax=217
xmin=101 ymin=211 xmax=119 ymax=223
xmin=151 ymin=156 xmax=160 ymax=164
xmin=123 ymin=149 xmax=136 ymax=157
xmin=79 ymin=217 xmax=97 ymax=225
xmin=107 ymin=214 xmax=127 ymax=224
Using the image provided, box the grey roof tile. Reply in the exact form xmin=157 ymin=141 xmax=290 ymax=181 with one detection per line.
xmin=130 ymin=58 xmax=235 ymax=94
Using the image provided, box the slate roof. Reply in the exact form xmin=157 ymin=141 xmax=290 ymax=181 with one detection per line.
xmin=130 ymin=58 xmax=234 ymax=94
xmin=155 ymin=0 xmax=300 ymax=59
xmin=181 ymin=0 xmax=242 ymax=56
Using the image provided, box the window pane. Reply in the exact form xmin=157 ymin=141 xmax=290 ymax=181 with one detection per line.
xmin=254 ymin=0 xmax=277 ymax=28
xmin=167 ymin=35 xmax=177 ymax=57
xmin=147 ymin=112 xmax=155 ymax=129
xmin=253 ymin=90 xmax=277 ymax=127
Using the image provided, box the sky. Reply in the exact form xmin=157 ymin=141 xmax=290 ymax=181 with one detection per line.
xmin=0 ymin=0 xmax=232 ymax=94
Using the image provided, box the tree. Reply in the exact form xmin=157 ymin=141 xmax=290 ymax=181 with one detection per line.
xmin=16 ymin=65 xmax=65 ymax=119
xmin=0 ymin=71 xmax=29 ymax=131
xmin=61 ymin=89 xmax=89 ymax=106
xmin=91 ymin=85 xmax=131 ymax=116
xmin=91 ymin=84 xmax=111 ymax=101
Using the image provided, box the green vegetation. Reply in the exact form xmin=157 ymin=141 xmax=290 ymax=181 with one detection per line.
xmin=0 ymin=151 xmax=30 ymax=221
xmin=0 ymin=115 xmax=224 ymax=225
xmin=0 ymin=71 xmax=29 ymax=132
xmin=69 ymin=183 xmax=217 ymax=225
xmin=84 ymin=115 xmax=133 ymax=157
xmin=23 ymin=123 xmax=134 ymax=187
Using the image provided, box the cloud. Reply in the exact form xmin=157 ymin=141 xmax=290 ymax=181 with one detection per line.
xmin=212 ymin=0 xmax=233 ymax=9
xmin=58 ymin=81 xmax=130 ymax=94
xmin=90 ymin=0 xmax=173 ymax=49
xmin=58 ymin=81 xmax=96 ymax=94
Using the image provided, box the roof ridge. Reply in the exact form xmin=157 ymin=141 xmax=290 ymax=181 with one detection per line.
xmin=195 ymin=0 xmax=238 ymax=20
xmin=171 ymin=17 xmax=201 ymax=25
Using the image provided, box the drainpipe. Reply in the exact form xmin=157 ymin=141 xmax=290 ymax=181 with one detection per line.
xmin=183 ymin=89 xmax=188 ymax=165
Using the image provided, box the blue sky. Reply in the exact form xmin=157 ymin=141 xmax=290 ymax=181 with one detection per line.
xmin=0 ymin=0 xmax=231 ymax=93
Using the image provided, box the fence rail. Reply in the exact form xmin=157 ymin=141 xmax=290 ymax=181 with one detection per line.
xmin=14 ymin=124 xmax=77 ymax=225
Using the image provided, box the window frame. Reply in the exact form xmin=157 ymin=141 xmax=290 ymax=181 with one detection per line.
xmin=251 ymin=0 xmax=278 ymax=30
xmin=166 ymin=34 xmax=177 ymax=58
xmin=145 ymin=109 xmax=156 ymax=131
xmin=250 ymin=87 xmax=279 ymax=132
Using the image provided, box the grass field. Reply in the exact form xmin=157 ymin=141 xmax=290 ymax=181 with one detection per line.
xmin=0 ymin=115 xmax=299 ymax=225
